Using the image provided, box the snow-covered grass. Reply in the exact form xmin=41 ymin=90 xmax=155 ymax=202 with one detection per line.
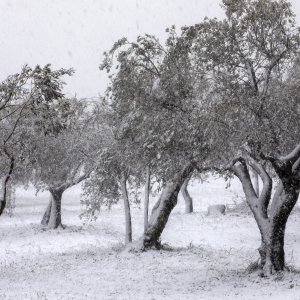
xmin=0 ymin=177 xmax=300 ymax=299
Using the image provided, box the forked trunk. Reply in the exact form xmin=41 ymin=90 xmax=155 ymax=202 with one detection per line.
xmin=232 ymin=153 xmax=300 ymax=275
xmin=180 ymin=174 xmax=193 ymax=213
xmin=141 ymin=163 xmax=195 ymax=249
xmin=41 ymin=173 xmax=90 ymax=229
xmin=120 ymin=173 xmax=132 ymax=245
xmin=144 ymin=166 xmax=151 ymax=232
xmin=47 ymin=189 xmax=64 ymax=229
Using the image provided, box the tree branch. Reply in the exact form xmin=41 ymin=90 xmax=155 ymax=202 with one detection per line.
xmin=279 ymin=142 xmax=300 ymax=165
xmin=246 ymin=156 xmax=272 ymax=218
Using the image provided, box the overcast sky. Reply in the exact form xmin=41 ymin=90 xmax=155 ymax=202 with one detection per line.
xmin=1 ymin=0 xmax=300 ymax=99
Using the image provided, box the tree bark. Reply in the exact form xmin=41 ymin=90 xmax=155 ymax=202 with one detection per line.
xmin=120 ymin=173 xmax=132 ymax=245
xmin=41 ymin=197 xmax=52 ymax=226
xmin=250 ymin=167 xmax=259 ymax=197
xmin=47 ymin=189 xmax=64 ymax=229
xmin=180 ymin=174 xmax=193 ymax=213
xmin=0 ymin=155 xmax=15 ymax=216
xmin=258 ymin=221 xmax=286 ymax=274
xmin=0 ymin=177 xmax=7 ymax=216
xmin=141 ymin=162 xmax=196 ymax=250
xmin=144 ymin=166 xmax=151 ymax=232
xmin=270 ymin=222 xmax=285 ymax=271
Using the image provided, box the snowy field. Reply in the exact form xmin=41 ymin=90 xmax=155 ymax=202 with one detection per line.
xmin=1 ymin=177 xmax=300 ymax=300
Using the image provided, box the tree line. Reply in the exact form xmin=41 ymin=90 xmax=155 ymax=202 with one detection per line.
xmin=0 ymin=0 xmax=299 ymax=276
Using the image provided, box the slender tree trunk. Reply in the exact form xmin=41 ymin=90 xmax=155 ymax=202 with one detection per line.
xmin=180 ymin=174 xmax=193 ymax=213
xmin=141 ymin=163 xmax=195 ymax=250
xmin=120 ymin=173 xmax=132 ymax=245
xmin=47 ymin=189 xmax=64 ymax=229
xmin=41 ymin=197 xmax=52 ymax=226
xmin=0 ymin=177 xmax=7 ymax=216
xmin=0 ymin=155 xmax=15 ymax=216
xmin=144 ymin=166 xmax=151 ymax=232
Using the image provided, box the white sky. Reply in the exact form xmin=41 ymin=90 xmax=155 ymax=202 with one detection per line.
xmin=1 ymin=0 xmax=300 ymax=99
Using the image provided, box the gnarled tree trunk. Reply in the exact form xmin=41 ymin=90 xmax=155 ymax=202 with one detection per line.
xmin=180 ymin=174 xmax=193 ymax=213
xmin=138 ymin=162 xmax=195 ymax=250
xmin=42 ymin=188 xmax=65 ymax=229
xmin=232 ymin=144 xmax=300 ymax=274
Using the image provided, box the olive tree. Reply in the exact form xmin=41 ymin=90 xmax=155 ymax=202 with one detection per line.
xmin=27 ymin=100 xmax=93 ymax=229
xmin=183 ymin=0 xmax=300 ymax=273
xmin=0 ymin=64 xmax=74 ymax=216
xmin=99 ymin=30 xmax=214 ymax=250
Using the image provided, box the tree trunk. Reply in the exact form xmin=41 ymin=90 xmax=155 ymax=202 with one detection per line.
xmin=270 ymin=223 xmax=285 ymax=271
xmin=120 ymin=173 xmax=132 ymax=245
xmin=141 ymin=163 xmax=195 ymax=250
xmin=258 ymin=221 xmax=286 ymax=274
xmin=0 ymin=155 xmax=15 ymax=216
xmin=180 ymin=174 xmax=193 ymax=213
xmin=268 ymin=184 xmax=299 ymax=271
xmin=0 ymin=177 xmax=7 ymax=216
xmin=250 ymin=167 xmax=259 ymax=197
xmin=232 ymin=154 xmax=300 ymax=274
xmin=41 ymin=173 xmax=90 ymax=228
xmin=144 ymin=166 xmax=151 ymax=232
xmin=47 ymin=189 xmax=64 ymax=229
xmin=41 ymin=197 xmax=52 ymax=226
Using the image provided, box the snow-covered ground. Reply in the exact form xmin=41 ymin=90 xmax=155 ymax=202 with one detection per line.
xmin=1 ymin=177 xmax=300 ymax=299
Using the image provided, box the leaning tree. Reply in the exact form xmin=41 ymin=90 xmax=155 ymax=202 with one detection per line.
xmin=99 ymin=30 xmax=216 ymax=250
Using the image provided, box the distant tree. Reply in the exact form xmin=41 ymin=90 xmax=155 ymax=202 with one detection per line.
xmin=26 ymin=100 xmax=93 ymax=229
xmin=0 ymin=64 xmax=74 ymax=216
